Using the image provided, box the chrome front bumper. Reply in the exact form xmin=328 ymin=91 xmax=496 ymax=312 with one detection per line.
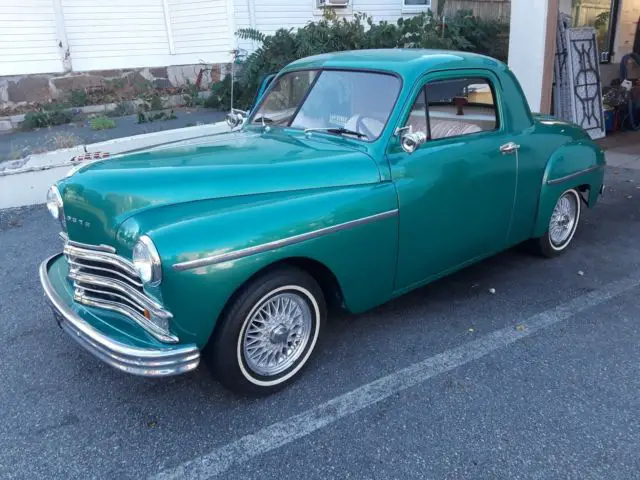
xmin=39 ymin=254 xmax=200 ymax=377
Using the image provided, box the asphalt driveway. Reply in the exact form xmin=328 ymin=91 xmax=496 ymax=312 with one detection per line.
xmin=0 ymin=166 xmax=639 ymax=479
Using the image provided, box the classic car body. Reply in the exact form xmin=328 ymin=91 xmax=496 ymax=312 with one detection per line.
xmin=40 ymin=49 xmax=605 ymax=394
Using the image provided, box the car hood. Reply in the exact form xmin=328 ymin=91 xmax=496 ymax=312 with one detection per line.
xmin=58 ymin=130 xmax=381 ymax=245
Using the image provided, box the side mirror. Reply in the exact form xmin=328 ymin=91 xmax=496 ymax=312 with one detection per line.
xmin=400 ymin=131 xmax=427 ymax=154
xmin=226 ymin=110 xmax=246 ymax=128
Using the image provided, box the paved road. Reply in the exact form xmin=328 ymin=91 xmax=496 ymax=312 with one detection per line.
xmin=1 ymin=166 xmax=639 ymax=479
xmin=0 ymin=109 xmax=225 ymax=162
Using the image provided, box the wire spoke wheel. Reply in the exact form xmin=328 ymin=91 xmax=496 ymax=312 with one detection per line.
xmin=242 ymin=292 xmax=313 ymax=377
xmin=545 ymin=189 xmax=581 ymax=254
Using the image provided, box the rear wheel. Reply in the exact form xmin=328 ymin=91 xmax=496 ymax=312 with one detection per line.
xmin=534 ymin=188 xmax=582 ymax=258
xmin=207 ymin=266 xmax=325 ymax=395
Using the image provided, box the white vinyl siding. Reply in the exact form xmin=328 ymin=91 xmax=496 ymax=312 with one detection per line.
xmin=168 ymin=0 xmax=233 ymax=55
xmin=1 ymin=0 xmax=432 ymax=76
xmin=62 ymin=0 xmax=170 ymax=70
xmin=0 ymin=0 xmax=64 ymax=75
xmin=59 ymin=0 xmax=233 ymax=71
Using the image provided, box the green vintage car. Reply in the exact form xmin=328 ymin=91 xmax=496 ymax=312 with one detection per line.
xmin=40 ymin=50 xmax=605 ymax=395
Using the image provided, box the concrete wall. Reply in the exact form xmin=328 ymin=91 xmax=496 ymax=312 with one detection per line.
xmin=508 ymin=0 xmax=556 ymax=113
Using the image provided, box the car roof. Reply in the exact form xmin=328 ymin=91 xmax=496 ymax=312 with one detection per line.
xmin=283 ymin=49 xmax=507 ymax=84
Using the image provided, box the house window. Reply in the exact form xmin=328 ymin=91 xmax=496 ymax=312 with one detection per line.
xmin=313 ymin=0 xmax=352 ymax=16
xmin=402 ymin=0 xmax=431 ymax=12
xmin=571 ymin=0 xmax=620 ymax=63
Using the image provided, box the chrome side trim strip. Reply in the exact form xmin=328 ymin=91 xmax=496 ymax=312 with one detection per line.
xmin=546 ymin=165 xmax=602 ymax=185
xmin=173 ymin=209 xmax=399 ymax=272
xmin=39 ymin=254 xmax=198 ymax=376
xmin=59 ymin=232 xmax=116 ymax=253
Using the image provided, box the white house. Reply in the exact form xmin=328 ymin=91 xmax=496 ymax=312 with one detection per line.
xmin=1 ymin=0 xmax=638 ymax=110
xmin=0 ymin=0 xmax=434 ymax=106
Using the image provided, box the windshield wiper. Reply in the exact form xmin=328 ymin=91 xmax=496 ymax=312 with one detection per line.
xmin=304 ymin=127 xmax=367 ymax=138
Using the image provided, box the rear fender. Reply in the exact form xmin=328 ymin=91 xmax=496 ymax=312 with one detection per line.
xmin=532 ymin=141 xmax=605 ymax=238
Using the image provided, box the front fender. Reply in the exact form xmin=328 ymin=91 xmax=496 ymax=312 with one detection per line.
xmin=532 ymin=140 xmax=605 ymax=238
xmin=119 ymin=185 xmax=398 ymax=348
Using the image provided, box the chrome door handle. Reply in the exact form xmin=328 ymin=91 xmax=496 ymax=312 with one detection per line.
xmin=500 ymin=142 xmax=520 ymax=154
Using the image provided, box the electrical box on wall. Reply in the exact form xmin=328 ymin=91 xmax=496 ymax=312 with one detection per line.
xmin=317 ymin=0 xmax=349 ymax=8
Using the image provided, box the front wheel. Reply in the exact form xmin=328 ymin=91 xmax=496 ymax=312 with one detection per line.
xmin=534 ymin=188 xmax=582 ymax=258
xmin=207 ymin=266 xmax=326 ymax=396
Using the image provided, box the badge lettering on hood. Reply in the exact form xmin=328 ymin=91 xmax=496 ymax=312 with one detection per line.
xmin=66 ymin=215 xmax=91 ymax=228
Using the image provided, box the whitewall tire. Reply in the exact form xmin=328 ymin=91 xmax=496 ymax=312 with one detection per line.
xmin=535 ymin=188 xmax=582 ymax=258
xmin=207 ymin=266 xmax=325 ymax=395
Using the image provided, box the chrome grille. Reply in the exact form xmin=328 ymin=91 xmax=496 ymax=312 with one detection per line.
xmin=63 ymin=239 xmax=177 ymax=343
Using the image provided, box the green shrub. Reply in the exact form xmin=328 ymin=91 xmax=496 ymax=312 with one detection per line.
xmin=109 ymin=101 xmax=136 ymax=117
xmin=22 ymin=108 xmax=73 ymax=130
xmin=209 ymin=10 xmax=509 ymax=111
xmin=89 ymin=116 xmax=116 ymax=130
xmin=69 ymin=89 xmax=88 ymax=107
xmin=183 ymin=80 xmax=204 ymax=107
xmin=138 ymin=91 xmax=164 ymax=111
xmin=136 ymin=109 xmax=177 ymax=124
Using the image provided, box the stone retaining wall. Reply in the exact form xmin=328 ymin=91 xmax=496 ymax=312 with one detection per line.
xmin=0 ymin=63 xmax=228 ymax=111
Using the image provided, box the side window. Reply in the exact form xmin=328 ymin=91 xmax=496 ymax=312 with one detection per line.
xmin=425 ymin=77 xmax=498 ymax=140
xmin=403 ymin=88 xmax=427 ymax=135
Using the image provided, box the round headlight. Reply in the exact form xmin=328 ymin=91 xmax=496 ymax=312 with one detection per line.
xmin=132 ymin=235 xmax=162 ymax=285
xmin=46 ymin=185 xmax=63 ymax=220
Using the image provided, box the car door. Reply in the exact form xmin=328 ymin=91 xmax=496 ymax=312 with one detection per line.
xmin=388 ymin=69 xmax=519 ymax=292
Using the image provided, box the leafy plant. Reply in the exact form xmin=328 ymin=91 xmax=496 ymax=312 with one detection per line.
xmin=106 ymin=78 xmax=127 ymax=90
xmin=183 ymin=80 xmax=204 ymax=107
xmin=69 ymin=89 xmax=88 ymax=107
xmin=109 ymin=101 xmax=136 ymax=117
xmin=136 ymin=109 xmax=177 ymax=124
xmin=22 ymin=108 xmax=73 ymax=130
xmin=209 ymin=10 xmax=509 ymax=111
xmin=89 ymin=116 xmax=116 ymax=130
xmin=594 ymin=10 xmax=610 ymax=30
xmin=138 ymin=91 xmax=164 ymax=111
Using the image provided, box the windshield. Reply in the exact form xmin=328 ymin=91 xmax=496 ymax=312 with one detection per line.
xmin=251 ymin=69 xmax=401 ymax=141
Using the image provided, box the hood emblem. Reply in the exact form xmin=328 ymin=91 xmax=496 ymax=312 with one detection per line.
xmin=66 ymin=215 xmax=91 ymax=228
